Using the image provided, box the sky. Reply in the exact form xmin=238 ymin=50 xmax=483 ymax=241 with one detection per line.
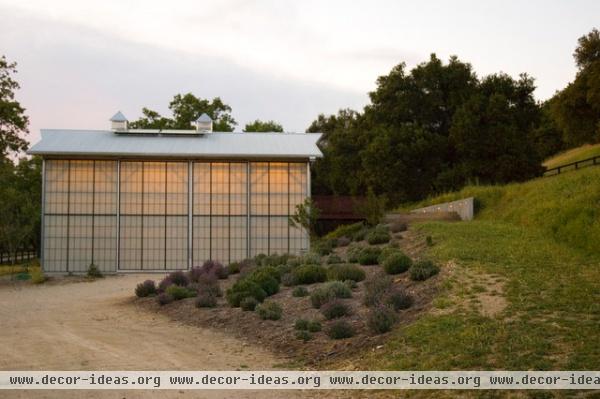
xmin=1 ymin=0 xmax=599 ymax=146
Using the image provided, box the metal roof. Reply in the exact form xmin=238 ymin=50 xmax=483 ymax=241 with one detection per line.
xmin=28 ymin=129 xmax=323 ymax=159
xmin=109 ymin=111 xmax=128 ymax=122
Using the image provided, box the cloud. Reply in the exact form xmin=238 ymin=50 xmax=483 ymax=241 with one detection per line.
xmin=0 ymin=5 xmax=368 ymax=145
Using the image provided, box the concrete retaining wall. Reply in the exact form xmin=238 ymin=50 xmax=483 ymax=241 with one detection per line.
xmin=411 ymin=197 xmax=474 ymax=221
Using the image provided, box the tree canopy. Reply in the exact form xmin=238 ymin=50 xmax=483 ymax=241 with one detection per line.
xmin=129 ymin=93 xmax=237 ymax=131
xmin=243 ymin=119 xmax=284 ymax=132
xmin=309 ymin=54 xmax=546 ymax=203
xmin=0 ymin=55 xmax=29 ymax=158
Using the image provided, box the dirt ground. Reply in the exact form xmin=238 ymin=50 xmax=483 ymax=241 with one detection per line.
xmin=0 ymin=274 xmax=340 ymax=399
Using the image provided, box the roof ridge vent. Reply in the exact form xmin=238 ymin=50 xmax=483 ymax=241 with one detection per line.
xmin=110 ymin=111 xmax=128 ymax=131
xmin=195 ymin=113 xmax=213 ymax=133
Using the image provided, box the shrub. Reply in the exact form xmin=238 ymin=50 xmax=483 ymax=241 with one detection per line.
xmin=386 ymin=287 xmax=414 ymax=311
xmin=337 ymin=237 xmax=351 ymax=247
xmin=294 ymin=318 xmax=309 ymax=330
xmin=364 ymin=274 xmax=393 ymax=307
xmin=327 ymin=254 xmax=343 ymax=264
xmin=135 ymin=280 xmax=157 ymax=297
xmin=346 ymin=243 xmax=364 ymax=263
xmin=324 ymin=221 xmax=364 ymax=240
xmin=300 ymin=252 xmax=322 ymax=265
xmin=295 ymin=330 xmax=312 ymax=341
xmin=281 ymin=273 xmax=296 ymax=287
xmin=426 ymin=236 xmax=434 ymax=246
xmin=343 ymin=279 xmax=357 ymax=289
xmin=195 ymin=292 xmax=217 ymax=308
xmin=259 ymin=253 xmax=290 ymax=267
xmin=226 ymin=279 xmax=267 ymax=307
xmin=167 ymin=271 xmax=190 ymax=287
xmin=247 ymin=268 xmax=280 ymax=296
xmin=200 ymin=260 xmax=229 ymax=279
xmin=292 ymin=265 xmax=327 ymax=285
xmin=327 ymin=264 xmax=366 ymax=282
xmin=254 ymin=253 xmax=267 ymax=265
xmin=286 ymin=257 xmax=302 ymax=268
xmin=409 ymin=260 xmax=440 ymax=281
xmin=320 ymin=300 xmax=351 ymax=320
xmin=390 ymin=222 xmax=408 ymax=233
xmin=157 ymin=292 xmax=174 ymax=306
xmin=292 ymin=286 xmax=309 ymax=297
xmin=240 ymin=296 xmax=259 ymax=311
xmin=166 ymin=285 xmax=195 ymax=300
xmin=158 ymin=277 xmax=173 ymax=292
xmin=30 ymin=268 xmax=46 ymax=284
xmin=87 ymin=264 xmax=103 ymax=278
xmin=313 ymin=239 xmax=335 ymax=255
xmin=366 ymin=228 xmax=391 ymax=245
xmin=326 ymin=320 xmax=355 ymax=339
xmin=383 ymin=253 xmax=412 ymax=275
xmin=227 ymin=262 xmax=241 ymax=274
xmin=310 ymin=281 xmax=352 ymax=308
xmin=192 ymin=273 xmax=222 ymax=297
xmin=307 ymin=320 xmax=322 ymax=332
xmin=255 ymin=301 xmax=283 ymax=320
xmin=358 ymin=247 xmax=382 ymax=265
xmin=352 ymin=227 xmax=369 ymax=242
xmin=367 ymin=305 xmax=397 ymax=334
xmin=378 ymin=246 xmax=400 ymax=263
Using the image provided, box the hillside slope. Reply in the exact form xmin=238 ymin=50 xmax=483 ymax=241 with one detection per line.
xmin=543 ymin=143 xmax=600 ymax=169
xmin=355 ymin=168 xmax=600 ymax=387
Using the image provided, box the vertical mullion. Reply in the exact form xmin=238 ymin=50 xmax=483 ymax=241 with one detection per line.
xmin=164 ymin=162 xmax=167 ymax=270
xmin=267 ymin=163 xmax=270 ymax=255
xmin=141 ymin=162 xmax=144 ymax=271
xmin=209 ymin=163 xmax=212 ymax=260
xmin=40 ymin=159 xmax=46 ymax=272
xmin=246 ymin=162 xmax=250 ymax=259
xmin=188 ymin=161 xmax=193 ymax=269
xmin=66 ymin=160 xmax=70 ymax=272
xmin=91 ymin=160 xmax=95 ymax=266
xmin=287 ymin=163 xmax=290 ymax=254
xmin=228 ymin=163 xmax=231 ymax=264
xmin=116 ymin=160 xmax=120 ymax=271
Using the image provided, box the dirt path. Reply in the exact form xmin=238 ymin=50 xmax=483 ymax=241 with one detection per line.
xmin=0 ymin=275 xmax=324 ymax=399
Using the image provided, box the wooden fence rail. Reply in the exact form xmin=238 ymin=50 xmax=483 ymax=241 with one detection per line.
xmin=0 ymin=249 xmax=37 ymax=265
xmin=544 ymin=155 xmax=600 ymax=177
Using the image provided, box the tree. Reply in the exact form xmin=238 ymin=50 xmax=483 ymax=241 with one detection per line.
xmin=0 ymin=55 xmax=29 ymax=158
xmin=450 ymin=74 xmax=544 ymax=183
xmin=0 ymin=158 xmax=40 ymax=263
xmin=129 ymin=93 xmax=237 ymax=131
xmin=289 ymin=198 xmax=320 ymax=237
xmin=549 ymin=28 xmax=600 ymax=147
xmin=243 ymin=119 xmax=284 ymax=132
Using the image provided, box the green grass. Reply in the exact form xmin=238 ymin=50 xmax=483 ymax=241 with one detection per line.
xmin=360 ymin=221 xmax=600 ymax=371
xmin=361 ymin=167 xmax=600 ymax=373
xmin=543 ymin=143 xmax=600 ymax=169
xmin=398 ymin=167 xmax=600 ymax=254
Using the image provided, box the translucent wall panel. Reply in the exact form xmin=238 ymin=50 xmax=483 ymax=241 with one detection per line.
xmin=120 ymin=162 xmax=143 ymax=215
xmin=269 ymin=163 xmax=288 ymax=216
xmin=144 ymin=162 xmax=166 ymax=215
xmin=67 ymin=215 xmax=93 ymax=272
xmin=119 ymin=216 xmax=142 ymax=270
xmin=289 ymin=225 xmax=309 ymax=254
xmin=250 ymin=163 xmax=269 ymax=215
xmin=166 ymin=216 xmax=187 ymax=270
xmin=288 ymin=163 xmax=309 ymax=255
xmin=192 ymin=216 xmax=210 ymax=266
xmin=43 ymin=215 xmax=68 ymax=272
xmin=43 ymin=160 xmax=118 ymax=273
xmin=44 ymin=160 xmax=69 ymax=214
xmin=269 ymin=216 xmax=288 ymax=254
xmin=250 ymin=216 xmax=269 ymax=257
xmin=142 ymin=216 xmax=165 ymax=270
xmin=166 ymin=162 xmax=188 ymax=215
xmin=94 ymin=161 xmax=117 ymax=214
xmin=193 ymin=162 xmax=248 ymax=264
xmin=93 ymin=216 xmax=117 ymax=272
xmin=230 ymin=216 xmax=247 ymax=262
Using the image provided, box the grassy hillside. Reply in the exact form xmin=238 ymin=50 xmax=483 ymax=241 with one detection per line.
xmin=543 ymin=143 xmax=600 ymax=169
xmin=400 ymin=167 xmax=600 ymax=254
xmin=357 ymin=167 xmax=600 ymax=380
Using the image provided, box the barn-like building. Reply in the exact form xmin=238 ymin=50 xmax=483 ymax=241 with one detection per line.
xmin=28 ymin=112 xmax=322 ymax=274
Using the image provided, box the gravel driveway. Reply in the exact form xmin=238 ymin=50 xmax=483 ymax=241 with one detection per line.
xmin=0 ymin=275 xmax=322 ymax=399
